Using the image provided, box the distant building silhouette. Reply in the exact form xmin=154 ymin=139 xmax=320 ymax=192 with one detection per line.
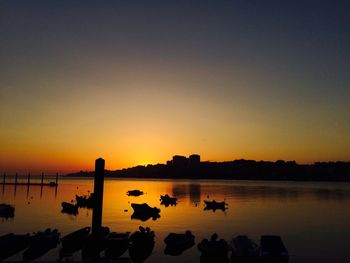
xmin=169 ymin=154 xmax=201 ymax=167
xmin=172 ymin=155 xmax=188 ymax=167
xmin=189 ymin=154 xmax=200 ymax=166
xmin=67 ymin=154 xmax=350 ymax=182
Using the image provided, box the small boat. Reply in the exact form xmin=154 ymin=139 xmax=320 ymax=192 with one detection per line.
xmin=204 ymin=200 xmax=227 ymax=211
xmin=160 ymin=194 xmax=177 ymax=207
xmin=131 ymin=203 xmax=160 ymax=221
xmin=129 ymin=226 xmax=155 ymax=263
xmin=231 ymin=235 xmax=258 ymax=262
xmin=260 ymin=235 xmax=289 ymax=263
xmin=0 ymin=233 xmax=30 ymax=261
xmin=76 ymin=193 xmax=94 ymax=208
xmin=81 ymin=226 xmax=110 ymax=262
xmin=0 ymin=203 xmax=15 ymax=218
xmin=127 ymin=190 xmax=144 ymax=196
xmin=61 ymin=202 xmax=79 ymax=215
xmin=131 ymin=203 xmax=160 ymax=214
xmin=164 ymin=231 xmax=195 ymax=256
xmin=105 ymin=232 xmax=130 ymax=259
xmin=198 ymin=233 xmax=229 ymax=263
xmin=60 ymin=227 xmax=90 ymax=255
xmin=23 ymin=228 xmax=60 ymax=261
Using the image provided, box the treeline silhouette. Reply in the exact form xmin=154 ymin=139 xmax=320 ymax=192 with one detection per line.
xmin=67 ymin=159 xmax=350 ymax=181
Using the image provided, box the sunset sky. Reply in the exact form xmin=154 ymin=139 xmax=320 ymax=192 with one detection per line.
xmin=1 ymin=1 xmax=349 ymax=173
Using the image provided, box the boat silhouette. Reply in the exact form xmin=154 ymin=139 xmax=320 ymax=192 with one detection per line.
xmin=105 ymin=232 xmax=130 ymax=259
xmin=129 ymin=226 xmax=155 ymax=263
xmin=127 ymin=190 xmax=144 ymax=196
xmin=164 ymin=231 xmax=195 ymax=256
xmin=160 ymin=194 xmax=177 ymax=207
xmin=0 ymin=204 xmax=15 ymax=218
xmin=230 ymin=235 xmax=259 ymax=262
xmin=76 ymin=193 xmax=94 ymax=208
xmin=131 ymin=203 xmax=160 ymax=221
xmin=60 ymin=227 xmax=90 ymax=257
xmin=198 ymin=233 xmax=229 ymax=263
xmin=0 ymin=233 xmax=30 ymax=261
xmin=203 ymin=200 xmax=228 ymax=212
xmin=61 ymin=202 xmax=79 ymax=215
xmin=260 ymin=235 xmax=289 ymax=263
xmin=22 ymin=228 xmax=60 ymax=262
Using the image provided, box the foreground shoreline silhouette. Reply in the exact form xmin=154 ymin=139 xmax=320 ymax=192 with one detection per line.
xmin=68 ymin=154 xmax=350 ymax=181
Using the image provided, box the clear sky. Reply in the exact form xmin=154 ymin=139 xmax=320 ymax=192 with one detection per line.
xmin=1 ymin=1 xmax=349 ymax=173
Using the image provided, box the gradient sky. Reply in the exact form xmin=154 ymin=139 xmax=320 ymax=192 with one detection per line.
xmin=1 ymin=1 xmax=350 ymax=173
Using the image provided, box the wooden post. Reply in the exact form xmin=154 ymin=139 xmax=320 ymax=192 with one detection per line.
xmin=92 ymin=158 xmax=105 ymax=235
xmin=15 ymin=173 xmax=18 ymax=185
xmin=41 ymin=173 xmax=44 ymax=185
xmin=2 ymin=173 xmax=5 ymax=184
xmin=55 ymin=173 xmax=58 ymax=185
xmin=27 ymin=173 xmax=30 ymax=185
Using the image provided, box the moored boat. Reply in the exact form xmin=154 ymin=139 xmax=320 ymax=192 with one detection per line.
xmin=204 ymin=200 xmax=227 ymax=211
xmin=131 ymin=203 xmax=160 ymax=221
xmin=0 ymin=233 xmax=30 ymax=261
xmin=75 ymin=193 xmax=94 ymax=208
xmin=260 ymin=235 xmax=289 ymax=263
xmin=0 ymin=203 xmax=15 ymax=218
xmin=60 ymin=226 xmax=90 ymax=255
xmin=230 ymin=235 xmax=258 ymax=262
xmin=105 ymin=232 xmax=130 ymax=259
xmin=127 ymin=190 xmax=144 ymax=196
xmin=22 ymin=228 xmax=60 ymax=262
xmin=164 ymin=231 xmax=195 ymax=256
xmin=129 ymin=226 xmax=155 ymax=263
xmin=81 ymin=226 xmax=110 ymax=262
xmin=160 ymin=194 xmax=177 ymax=206
xmin=198 ymin=233 xmax=229 ymax=263
xmin=61 ymin=202 xmax=79 ymax=215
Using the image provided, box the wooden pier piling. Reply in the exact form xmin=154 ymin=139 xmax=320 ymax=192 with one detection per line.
xmin=92 ymin=158 xmax=105 ymax=235
xmin=15 ymin=173 xmax=18 ymax=185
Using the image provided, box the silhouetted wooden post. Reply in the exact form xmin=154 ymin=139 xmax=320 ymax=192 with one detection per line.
xmin=27 ymin=173 xmax=30 ymax=185
xmin=41 ymin=173 xmax=44 ymax=185
xmin=2 ymin=173 xmax=5 ymax=184
xmin=92 ymin=158 xmax=105 ymax=235
xmin=55 ymin=173 xmax=58 ymax=185
xmin=15 ymin=173 xmax=18 ymax=185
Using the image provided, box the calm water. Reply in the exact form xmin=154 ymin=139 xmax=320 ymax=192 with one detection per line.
xmin=1 ymin=178 xmax=350 ymax=262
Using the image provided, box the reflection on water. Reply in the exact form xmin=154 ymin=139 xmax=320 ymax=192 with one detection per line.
xmin=0 ymin=178 xmax=350 ymax=262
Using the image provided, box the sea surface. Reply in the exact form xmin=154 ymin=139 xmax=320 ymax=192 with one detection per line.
xmin=0 ymin=177 xmax=350 ymax=262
